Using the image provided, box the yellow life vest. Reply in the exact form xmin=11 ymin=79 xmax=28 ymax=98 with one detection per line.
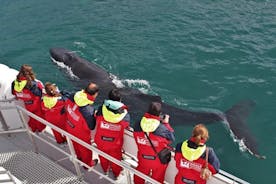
xmin=74 ymin=90 xmax=94 ymax=107
xmin=140 ymin=117 xmax=160 ymax=133
xmin=102 ymin=105 xmax=127 ymax=123
xmin=14 ymin=80 xmax=27 ymax=92
xmin=181 ymin=140 xmax=206 ymax=161
xmin=43 ymin=96 xmax=58 ymax=109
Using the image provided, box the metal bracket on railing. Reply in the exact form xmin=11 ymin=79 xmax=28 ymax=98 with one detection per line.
xmin=66 ymin=137 xmax=83 ymax=180
xmin=0 ymin=111 xmax=9 ymax=131
xmin=17 ymin=108 xmax=39 ymax=154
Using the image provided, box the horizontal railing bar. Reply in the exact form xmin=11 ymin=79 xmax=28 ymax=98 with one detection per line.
xmin=0 ymin=129 xmax=27 ymax=135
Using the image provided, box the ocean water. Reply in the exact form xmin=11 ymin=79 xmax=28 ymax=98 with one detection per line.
xmin=1 ymin=0 xmax=276 ymax=183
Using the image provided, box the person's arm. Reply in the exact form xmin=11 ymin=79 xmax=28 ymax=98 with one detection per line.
xmin=161 ymin=114 xmax=174 ymax=132
xmin=175 ymin=142 xmax=182 ymax=153
xmin=154 ymin=123 xmax=175 ymax=142
xmin=60 ymin=90 xmax=73 ymax=99
xmin=122 ymin=113 xmax=130 ymax=129
xmin=29 ymin=81 xmax=43 ymax=97
xmin=208 ymin=147 xmax=220 ymax=173
xmin=79 ymin=105 xmax=96 ymax=130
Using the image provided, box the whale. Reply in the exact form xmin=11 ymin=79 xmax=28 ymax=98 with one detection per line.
xmin=49 ymin=47 xmax=265 ymax=159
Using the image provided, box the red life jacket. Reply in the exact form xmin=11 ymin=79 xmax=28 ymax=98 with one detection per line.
xmin=174 ymin=149 xmax=217 ymax=184
xmin=65 ymin=99 xmax=90 ymax=139
xmin=94 ymin=106 xmax=129 ymax=150
xmin=41 ymin=95 xmax=66 ymax=125
xmin=134 ymin=114 xmax=170 ymax=167
xmin=12 ymin=80 xmax=43 ymax=112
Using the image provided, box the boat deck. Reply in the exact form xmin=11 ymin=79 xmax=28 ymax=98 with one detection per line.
xmin=0 ymin=131 xmax=112 ymax=184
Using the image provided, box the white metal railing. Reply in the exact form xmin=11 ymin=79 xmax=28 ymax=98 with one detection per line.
xmin=0 ymin=101 xmax=161 ymax=184
xmin=0 ymin=99 xmax=251 ymax=184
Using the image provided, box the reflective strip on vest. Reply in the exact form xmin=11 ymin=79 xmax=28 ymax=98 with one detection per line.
xmin=43 ymin=96 xmax=59 ymax=109
xmin=66 ymin=104 xmax=80 ymax=122
xmin=14 ymin=80 xmax=27 ymax=92
xmin=181 ymin=140 xmax=206 ymax=161
xmin=140 ymin=116 xmax=160 ymax=133
xmin=14 ymin=92 xmax=32 ymax=99
xmin=102 ymin=105 xmax=127 ymax=123
xmin=74 ymin=90 xmax=94 ymax=107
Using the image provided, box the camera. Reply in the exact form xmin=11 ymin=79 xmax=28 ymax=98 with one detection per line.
xmin=160 ymin=114 xmax=166 ymax=120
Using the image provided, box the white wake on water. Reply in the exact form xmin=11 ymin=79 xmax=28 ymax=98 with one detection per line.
xmin=51 ymin=57 xmax=79 ymax=80
xmin=110 ymin=74 xmax=151 ymax=94
xmin=221 ymin=119 xmax=266 ymax=159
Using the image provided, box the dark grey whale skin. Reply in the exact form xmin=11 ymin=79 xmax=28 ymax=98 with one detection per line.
xmin=50 ymin=47 xmax=264 ymax=159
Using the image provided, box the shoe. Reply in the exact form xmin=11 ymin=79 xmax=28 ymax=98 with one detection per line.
xmin=92 ymin=159 xmax=98 ymax=166
xmin=82 ymin=159 xmax=98 ymax=170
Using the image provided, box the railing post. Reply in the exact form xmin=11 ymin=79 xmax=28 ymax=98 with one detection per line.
xmin=66 ymin=137 xmax=83 ymax=180
xmin=17 ymin=108 xmax=39 ymax=153
xmin=0 ymin=111 xmax=9 ymax=131
xmin=125 ymin=169 xmax=132 ymax=184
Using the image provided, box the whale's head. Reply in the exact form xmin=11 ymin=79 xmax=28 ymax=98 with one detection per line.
xmin=50 ymin=48 xmax=78 ymax=67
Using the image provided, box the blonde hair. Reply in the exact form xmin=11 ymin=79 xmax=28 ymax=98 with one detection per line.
xmin=192 ymin=124 xmax=209 ymax=145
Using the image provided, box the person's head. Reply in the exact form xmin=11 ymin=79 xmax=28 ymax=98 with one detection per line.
xmin=108 ymin=88 xmax=121 ymax=101
xmin=17 ymin=64 xmax=35 ymax=81
xmin=45 ymin=82 xmax=60 ymax=97
xmin=147 ymin=102 xmax=162 ymax=116
xmin=84 ymin=82 xmax=99 ymax=98
xmin=191 ymin=124 xmax=209 ymax=146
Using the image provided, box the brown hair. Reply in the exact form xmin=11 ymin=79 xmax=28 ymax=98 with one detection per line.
xmin=45 ymin=82 xmax=60 ymax=97
xmin=16 ymin=64 xmax=36 ymax=88
xmin=147 ymin=102 xmax=162 ymax=116
xmin=192 ymin=124 xmax=209 ymax=145
xmin=16 ymin=64 xmax=36 ymax=81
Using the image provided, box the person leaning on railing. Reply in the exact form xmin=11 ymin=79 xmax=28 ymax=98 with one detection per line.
xmin=174 ymin=124 xmax=220 ymax=184
xmin=11 ymin=64 xmax=46 ymax=132
xmin=41 ymin=82 xmax=67 ymax=144
xmin=133 ymin=102 xmax=175 ymax=184
xmin=64 ymin=82 xmax=99 ymax=168
xmin=94 ymin=88 xmax=130 ymax=179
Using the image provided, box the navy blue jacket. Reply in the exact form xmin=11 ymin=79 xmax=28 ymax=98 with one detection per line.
xmin=68 ymin=93 xmax=97 ymax=130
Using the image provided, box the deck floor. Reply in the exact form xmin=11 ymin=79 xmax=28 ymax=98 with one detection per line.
xmin=0 ymin=132 xmax=114 ymax=184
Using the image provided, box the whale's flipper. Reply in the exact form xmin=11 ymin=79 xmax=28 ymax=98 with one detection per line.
xmin=49 ymin=47 xmax=265 ymax=159
xmin=225 ymin=100 xmax=266 ymax=159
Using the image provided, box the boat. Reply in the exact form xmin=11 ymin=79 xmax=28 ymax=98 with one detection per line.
xmin=0 ymin=64 xmax=249 ymax=184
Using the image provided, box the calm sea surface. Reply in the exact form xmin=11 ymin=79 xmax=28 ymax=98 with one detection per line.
xmin=1 ymin=0 xmax=276 ymax=183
